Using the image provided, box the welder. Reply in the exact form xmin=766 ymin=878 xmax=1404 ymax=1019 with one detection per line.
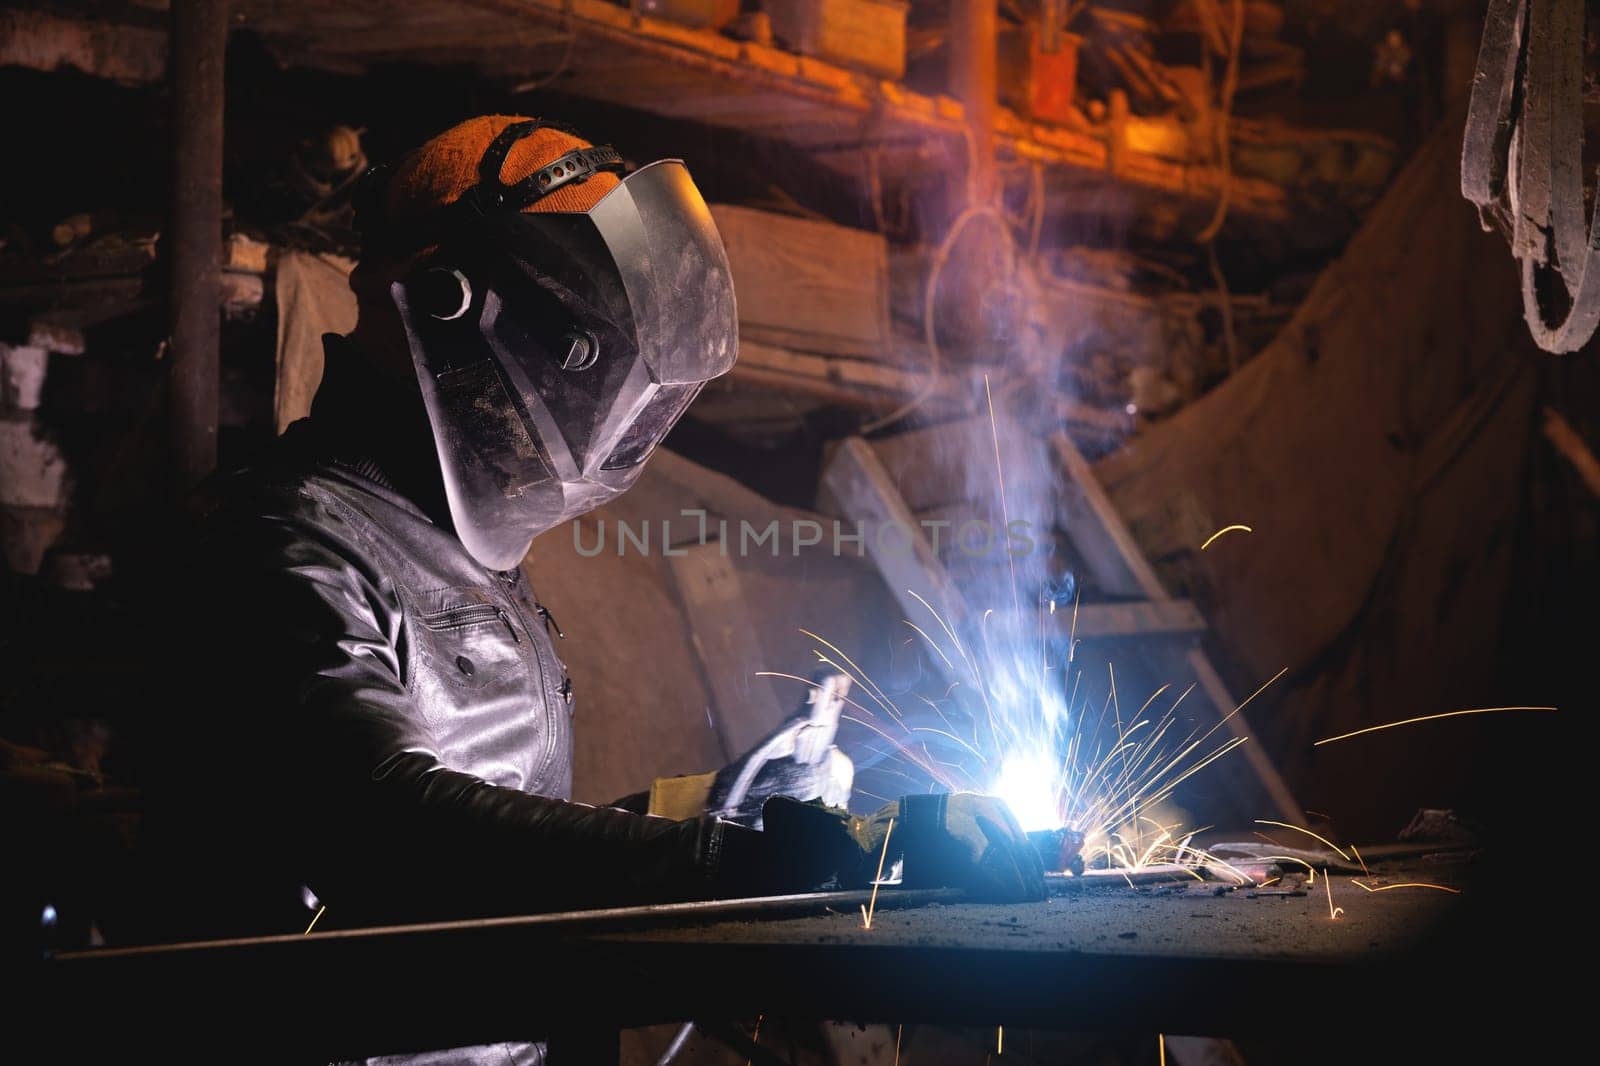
xmin=144 ymin=116 xmax=1044 ymax=970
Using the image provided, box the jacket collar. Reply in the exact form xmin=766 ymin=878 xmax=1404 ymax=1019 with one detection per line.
xmin=298 ymin=334 xmax=450 ymax=525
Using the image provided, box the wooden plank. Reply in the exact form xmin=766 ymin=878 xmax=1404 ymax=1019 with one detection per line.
xmin=666 ymin=543 xmax=790 ymax=758
xmin=1543 ymin=407 xmax=1600 ymax=498
xmin=735 ymin=340 xmax=963 ymax=405
xmin=871 ymin=422 xmax=971 ymax=512
xmin=1175 ymin=646 xmax=1305 ymax=825
xmin=879 ymin=596 xmax=1200 ymax=641
xmin=1051 ymin=430 xmax=1168 ymax=600
xmin=1064 ymin=599 xmax=1206 ymax=640
xmin=824 ymin=432 xmax=1301 ymax=823
xmin=711 ymin=205 xmax=891 ymax=360
xmin=0 ymin=10 xmax=167 ymax=84
xmin=1050 ymin=431 xmax=1303 ymax=823
xmin=818 ymin=437 xmax=971 ymax=637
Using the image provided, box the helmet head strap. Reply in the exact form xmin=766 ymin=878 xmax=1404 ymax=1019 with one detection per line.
xmin=354 ymin=119 xmax=626 ymax=258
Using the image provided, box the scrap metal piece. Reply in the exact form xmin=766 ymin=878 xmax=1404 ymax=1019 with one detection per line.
xmin=1028 ymin=827 xmax=1087 ymax=876
xmin=1462 ymin=0 xmax=1600 ymax=353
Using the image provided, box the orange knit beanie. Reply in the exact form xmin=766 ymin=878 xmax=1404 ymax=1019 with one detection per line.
xmin=346 ymin=116 xmax=620 ymax=367
xmin=384 ymin=114 xmax=620 ymax=233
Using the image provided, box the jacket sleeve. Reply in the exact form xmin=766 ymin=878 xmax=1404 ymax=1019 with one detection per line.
xmin=198 ymin=486 xmax=754 ymax=922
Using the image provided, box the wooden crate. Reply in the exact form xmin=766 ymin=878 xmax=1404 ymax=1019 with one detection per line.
xmin=763 ymin=0 xmax=910 ymax=80
xmin=710 ymin=204 xmax=892 ymax=359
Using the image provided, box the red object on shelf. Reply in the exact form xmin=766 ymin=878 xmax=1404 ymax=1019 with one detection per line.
xmin=1027 ymin=30 xmax=1081 ymax=126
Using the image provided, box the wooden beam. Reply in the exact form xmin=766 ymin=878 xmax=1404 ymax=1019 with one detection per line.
xmin=818 ymin=437 xmax=971 ymax=635
xmin=871 ymin=422 xmax=972 ymax=512
xmin=1543 ymin=407 xmax=1600 ymax=498
xmin=1051 ymin=431 xmax=1304 ymax=824
xmin=732 ymin=341 xmax=967 ymax=411
xmin=1063 ymin=599 xmax=1206 ymax=640
xmin=0 ymin=10 xmax=167 ymax=85
xmin=666 ymin=543 xmax=788 ymax=759
xmin=1051 ymin=430 xmax=1168 ymax=600
xmin=168 ymin=0 xmax=228 ymax=493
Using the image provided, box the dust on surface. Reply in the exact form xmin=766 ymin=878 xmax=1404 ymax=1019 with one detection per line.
xmin=620 ymin=861 xmax=1466 ymax=963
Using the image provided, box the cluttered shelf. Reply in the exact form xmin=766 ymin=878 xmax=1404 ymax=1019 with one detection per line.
xmin=230 ymin=0 xmax=1389 ymax=227
xmin=1 ymin=0 xmax=1391 ymax=451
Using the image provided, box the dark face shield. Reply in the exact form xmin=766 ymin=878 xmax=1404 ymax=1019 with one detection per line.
xmin=391 ymin=161 xmax=737 ymax=570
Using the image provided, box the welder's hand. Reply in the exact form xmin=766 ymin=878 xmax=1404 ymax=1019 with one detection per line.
xmin=706 ymin=673 xmax=855 ymax=827
xmin=754 ymin=795 xmax=883 ymax=892
xmin=755 ymin=793 xmax=1046 ymax=901
xmin=896 ymin=793 xmax=1047 ymax=902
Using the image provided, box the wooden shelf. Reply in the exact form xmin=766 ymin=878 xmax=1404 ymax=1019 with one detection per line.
xmin=233 ymin=0 xmax=1326 ymax=226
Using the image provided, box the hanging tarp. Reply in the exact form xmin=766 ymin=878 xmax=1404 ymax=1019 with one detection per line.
xmin=1094 ymin=119 xmax=1542 ymax=834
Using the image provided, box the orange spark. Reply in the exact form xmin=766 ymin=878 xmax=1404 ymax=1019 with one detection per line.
xmin=746 ymin=1014 xmax=763 ymax=1066
xmin=1314 ymin=706 xmax=1558 ymax=746
xmin=860 ymin=818 xmax=896 ymax=930
xmin=1254 ymin=819 xmax=1352 ymax=862
xmin=303 ymin=905 xmax=326 ymax=935
xmin=1351 ymin=881 xmax=1461 ymax=895
xmin=1323 ymin=869 xmax=1343 ymax=919
xmin=1200 ymin=524 xmax=1253 ymax=550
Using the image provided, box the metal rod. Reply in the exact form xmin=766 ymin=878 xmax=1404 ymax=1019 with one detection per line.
xmin=55 ymin=888 xmax=963 ymax=963
xmin=168 ymin=0 xmax=228 ymax=492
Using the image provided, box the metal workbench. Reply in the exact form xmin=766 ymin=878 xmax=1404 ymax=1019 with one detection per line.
xmin=23 ymin=856 xmax=1559 ymax=1062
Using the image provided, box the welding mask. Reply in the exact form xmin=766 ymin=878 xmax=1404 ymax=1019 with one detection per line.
xmin=383 ymin=126 xmax=737 ymax=570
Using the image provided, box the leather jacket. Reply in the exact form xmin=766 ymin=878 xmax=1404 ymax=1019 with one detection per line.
xmin=154 ymin=339 xmax=751 ymax=941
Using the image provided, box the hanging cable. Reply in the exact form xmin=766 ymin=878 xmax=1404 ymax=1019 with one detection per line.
xmin=1196 ymin=0 xmax=1243 ymax=243
xmin=863 ymin=202 xmax=1019 ymax=433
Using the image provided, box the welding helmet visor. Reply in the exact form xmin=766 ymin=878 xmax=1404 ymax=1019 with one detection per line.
xmin=391 ymin=160 xmax=737 ymax=570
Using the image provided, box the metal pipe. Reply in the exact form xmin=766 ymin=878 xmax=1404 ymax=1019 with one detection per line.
xmin=168 ymin=0 xmax=227 ymax=492
xmin=948 ymin=0 xmax=998 ymax=204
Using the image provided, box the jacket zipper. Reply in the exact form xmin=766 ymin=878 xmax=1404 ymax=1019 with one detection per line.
xmin=499 ymin=590 xmax=566 ymax=782
xmin=420 ymin=603 xmax=521 ymax=643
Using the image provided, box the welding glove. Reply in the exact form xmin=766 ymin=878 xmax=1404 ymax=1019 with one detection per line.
xmin=896 ymin=793 xmax=1047 ymax=901
xmin=706 ymin=672 xmax=855 ymax=827
xmin=758 ymin=792 xmax=1047 ymax=902
xmin=640 ymin=673 xmax=855 ymax=827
